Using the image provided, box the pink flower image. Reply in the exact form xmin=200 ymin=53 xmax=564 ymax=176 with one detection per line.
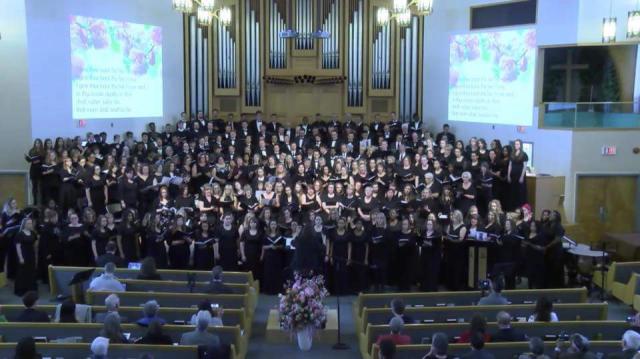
xmin=519 ymin=56 xmax=528 ymax=72
xmin=71 ymin=55 xmax=85 ymax=79
xmin=465 ymin=36 xmax=480 ymax=60
xmin=449 ymin=70 xmax=459 ymax=87
xmin=149 ymin=51 xmax=156 ymax=66
xmin=499 ymin=57 xmax=518 ymax=82
xmin=525 ymin=30 xmax=536 ymax=49
xmin=89 ymin=21 xmax=108 ymax=49
xmin=151 ymin=27 xmax=162 ymax=46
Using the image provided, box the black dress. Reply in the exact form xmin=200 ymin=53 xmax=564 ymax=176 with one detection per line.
xmin=38 ymin=222 xmax=62 ymax=282
xmin=146 ymin=227 xmax=168 ymax=269
xmin=350 ymin=229 xmax=369 ymax=293
xmin=509 ymin=151 xmax=528 ymax=211
xmin=420 ymin=230 xmax=442 ymax=292
xmin=91 ymin=227 xmax=111 ymax=259
xmin=118 ymin=223 xmax=139 ymax=263
xmin=262 ymin=234 xmax=285 ymax=294
xmin=62 ymin=224 xmax=85 ymax=267
xmin=193 ymin=230 xmax=215 ymax=270
xmin=524 ymin=233 xmax=545 ymax=289
xmin=240 ymin=229 xmax=263 ymax=281
xmin=330 ymin=230 xmax=352 ymax=295
xmin=369 ymin=227 xmax=389 ymax=291
xmin=86 ymin=175 xmax=107 ymax=214
xmin=216 ymin=225 xmax=239 ymax=271
xmin=167 ymin=230 xmax=189 ymax=269
xmin=396 ymin=231 xmax=417 ymax=291
xmin=14 ymin=231 xmax=37 ymax=296
xmin=444 ymin=224 xmax=467 ymax=291
xmin=494 ymin=232 xmax=522 ymax=289
xmin=456 ymin=183 xmax=476 ymax=216
xmin=59 ymin=168 xmax=78 ymax=213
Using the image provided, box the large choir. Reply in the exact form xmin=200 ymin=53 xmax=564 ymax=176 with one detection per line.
xmin=1 ymin=111 xmax=566 ymax=297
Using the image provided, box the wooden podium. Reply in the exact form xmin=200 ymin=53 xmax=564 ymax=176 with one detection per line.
xmin=467 ymin=240 xmax=490 ymax=289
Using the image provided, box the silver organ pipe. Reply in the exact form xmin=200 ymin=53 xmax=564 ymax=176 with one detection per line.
xmin=347 ymin=0 xmax=363 ymax=107
xmin=216 ymin=9 xmax=236 ymax=90
xmin=372 ymin=14 xmax=390 ymax=90
xmin=399 ymin=16 xmax=419 ymax=122
xmin=321 ymin=0 xmax=339 ymax=69
xmin=245 ymin=0 xmax=261 ymax=106
xmin=197 ymin=26 xmax=203 ymax=110
xmin=269 ymin=0 xmax=287 ymax=69
xmin=190 ymin=15 xmax=197 ymax=113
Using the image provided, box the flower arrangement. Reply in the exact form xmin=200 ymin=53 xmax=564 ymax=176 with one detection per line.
xmin=278 ymin=273 xmax=329 ymax=332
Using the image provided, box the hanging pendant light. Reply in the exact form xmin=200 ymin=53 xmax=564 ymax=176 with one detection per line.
xmin=197 ymin=7 xmax=213 ymax=26
xmin=377 ymin=7 xmax=391 ymax=26
xmin=172 ymin=0 xmax=193 ymax=13
xmin=602 ymin=0 xmax=617 ymax=43
xmin=416 ymin=0 xmax=434 ymax=16
xmin=392 ymin=0 xmax=408 ymax=14
xmin=397 ymin=9 xmax=412 ymax=27
xmin=628 ymin=10 xmax=640 ymax=38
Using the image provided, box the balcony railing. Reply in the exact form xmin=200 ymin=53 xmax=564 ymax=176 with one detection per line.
xmin=541 ymin=102 xmax=640 ymax=129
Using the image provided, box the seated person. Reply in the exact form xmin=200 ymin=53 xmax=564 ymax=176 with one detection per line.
xmin=607 ymin=330 xmax=640 ymax=359
xmin=518 ymin=337 xmax=550 ymax=359
xmin=490 ymin=311 xmax=526 ymax=342
xmin=95 ymin=294 xmax=127 ymax=323
xmin=461 ymin=332 xmax=495 ymax=359
xmin=136 ymin=319 xmax=173 ymax=345
xmin=376 ymin=317 xmax=411 ymax=346
xmin=180 ymin=311 xmax=221 ymax=346
xmin=14 ymin=337 xmax=41 ymax=359
xmin=528 ymin=296 xmax=558 ymax=322
xmin=89 ymin=262 xmax=125 ymax=292
xmin=90 ymin=336 xmax=109 ymax=359
xmin=458 ymin=314 xmax=491 ymax=344
xmin=553 ymin=333 xmax=596 ymax=359
xmin=389 ymin=298 xmax=414 ymax=324
xmin=629 ymin=313 xmax=640 ymax=335
xmin=96 ymin=242 xmax=125 ymax=268
xmin=136 ymin=257 xmax=162 ymax=280
xmin=16 ymin=291 xmax=50 ymax=322
xmin=422 ymin=332 xmax=450 ymax=359
xmin=206 ymin=266 xmax=233 ymax=294
xmin=189 ymin=300 xmax=223 ymax=327
xmin=136 ymin=300 xmax=166 ymax=327
xmin=477 ymin=275 xmax=509 ymax=305
xmin=58 ymin=299 xmax=78 ymax=323
xmin=99 ymin=312 xmax=129 ymax=344
xmin=379 ymin=338 xmax=396 ymax=359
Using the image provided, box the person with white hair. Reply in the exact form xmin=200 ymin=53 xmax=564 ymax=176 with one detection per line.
xmin=179 ymin=310 xmax=220 ymax=346
xmin=95 ymin=294 xmax=127 ymax=323
xmin=608 ymin=330 xmax=640 ymax=359
xmin=136 ymin=300 xmax=166 ymax=327
xmin=89 ymin=262 xmax=125 ymax=292
xmin=90 ymin=336 xmax=109 ymax=359
xmin=554 ymin=333 xmax=596 ymax=359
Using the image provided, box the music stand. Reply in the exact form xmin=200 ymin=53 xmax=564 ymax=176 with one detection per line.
xmin=68 ymin=268 xmax=95 ymax=304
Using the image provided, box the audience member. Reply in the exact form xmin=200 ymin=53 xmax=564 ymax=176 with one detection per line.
xmin=477 ymin=275 xmax=509 ymax=305
xmin=206 ymin=266 xmax=233 ymax=294
xmin=461 ymin=332 xmax=495 ymax=359
xmin=58 ymin=299 xmax=78 ymax=323
xmin=16 ymin=291 xmax=50 ymax=322
xmin=379 ymin=338 xmax=397 ymax=359
xmin=89 ymin=262 xmax=126 ymax=292
xmin=376 ymin=317 xmax=411 ymax=346
xmin=136 ymin=319 xmax=173 ymax=345
xmin=528 ymin=296 xmax=558 ymax=322
xmin=608 ymin=330 xmax=640 ymax=359
xmin=180 ymin=311 xmax=220 ymax=346
xmin=137 ymin=257 xmax=162 ymax=280
xmin=189 ymin=300 xmax=224 ymax=327
xmin=490 ymin=311 xmax=526 ymax=342
xmin=14 ymin=336 xmax=41 ymax=359
xmin=95 ymin=242 xmax=125 ymax=268
xmin=458 ymin=314 xmax=491 ymax=344
xmin=90 ymin=336 xmax=109 ymax=359
xmin=95 ymin=294 xmax=127 ymax=323
xmin=422 ymin=332 xmax=450 ymax=359
xmin=390 ymin=298 xmax=414 ymax=324
xmin=136 ymin=300 xmax=166 ymax=327
xmin=629 ymin=313 xmax=640 ymax=335
xmin=554 ymin=333 xmax=596 ymax=359
xmin=518 ymin=337 xmax=550 ymax=359
xmin=99 ymin=312 xmax=129 ymax=344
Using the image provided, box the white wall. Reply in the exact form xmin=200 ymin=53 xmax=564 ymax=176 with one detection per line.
xmin=0 ymin=0 xmax=31 ymax=171
xmin=578 ymin=0 xmax=639 ymax=44
xmin=25 ymin=0 xmax=184 ymax=140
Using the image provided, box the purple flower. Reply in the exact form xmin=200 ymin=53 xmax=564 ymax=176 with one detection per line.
xmin=71 ymin=55 xmax=85 ymax=79
xmin=519 ymin=57 xmax=528 ymax=72
xmin=90 ymin=21 xmax=108 ymax=49
xmin=449 ymin=70 xmax=459 ymax=88
xmin=151 ymin=27 xmax=162 ymax=46
xmin=465 ymin=36 xmax=480 ymax=60
xmin=525 ymin=30 xmax=536 ymax=49
xmin=499 ymin=57 xmax=518 ymax=82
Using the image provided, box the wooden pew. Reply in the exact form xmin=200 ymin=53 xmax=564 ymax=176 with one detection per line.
xmin=603 ymin=262 xmax=640 ymax=304
xmin=352 ymin=287 xmax=587 ymax=328
xmin=359 ymin=302 xmax=608 ymax=332
xmin=0 ymin=305 xmax=249 ymax=332
xmin=48 ymin=265 xmax=259 ymax=297
xmin=369 ymin=341 xmax=620 ymax=359
xmin=0 ymin=343 xmax=234 ymax=359
xmin=360 ymin=321 xmax=627 ymax=357
xmin=85 ymin=291 xmax=252 ymax=316
xmin=119 ymin=279 xmax=257 ymax=311
xmin=0 ymin=323 xmax=247 ymax=359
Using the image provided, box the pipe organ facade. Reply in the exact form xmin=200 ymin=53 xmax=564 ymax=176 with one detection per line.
xmin=183 ymin=0 xmax=424 ymax=123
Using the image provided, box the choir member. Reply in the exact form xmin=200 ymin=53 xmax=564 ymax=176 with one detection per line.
xmin=166 ymin=216 xmax=191 ymax=269
xmin=444 ymin=210 xmax=468 ymax=291
xmin=85 ymin=165 xmax=108 ymax=215
xmin=193 ymin=220 xmax=215 ymax=270
xmin=420 ymin=218 xmax=442 ymax=292
xmin=117 ymin=209 xmax=139 ymax=263
xmin=349 ymin=218 xmax=369 ymax=293
xmin=261 ymin=220 xmax=285 ymax=294
xmin=14 ymin=218 xmax=38 ymax=296
xmin=507 ymin=139 xmax=528 ymax=211
xmin=369 ymin=212 xmax=390 ymax=292
xmin=214 ymin=214 xmax=240 ymax=271
xmin=240 ymin=216 xmax=263 ymax=281
xmin=396 ymin=218 xmax=417 ymax=291
xmin=329 ymin=217 xmax=352 ymax=295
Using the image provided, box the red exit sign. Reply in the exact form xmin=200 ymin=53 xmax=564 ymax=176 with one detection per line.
xmin=602 ymin=145 xmax=617 ymax=156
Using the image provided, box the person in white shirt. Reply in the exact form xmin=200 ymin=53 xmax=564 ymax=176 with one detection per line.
xmin=527 ymin=296 xmax=558 ymax=322
xmin=89 ymin=263 xmax=126 ymax=292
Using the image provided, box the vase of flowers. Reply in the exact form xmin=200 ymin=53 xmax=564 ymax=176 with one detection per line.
xmin=278 ymin=273 xmax=329 ymax=351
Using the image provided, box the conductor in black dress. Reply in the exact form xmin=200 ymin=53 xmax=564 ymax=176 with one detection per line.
xmin=291 ymin=217 xmax=325 ymax=276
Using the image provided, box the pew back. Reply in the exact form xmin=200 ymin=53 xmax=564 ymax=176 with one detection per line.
xmin=359 ymin=303 xmax=608 ymax=332
xmin=86 ymin=291 xmax=250 ymax=312
xmin=0 ymin=343 xmax=231 ymax=359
